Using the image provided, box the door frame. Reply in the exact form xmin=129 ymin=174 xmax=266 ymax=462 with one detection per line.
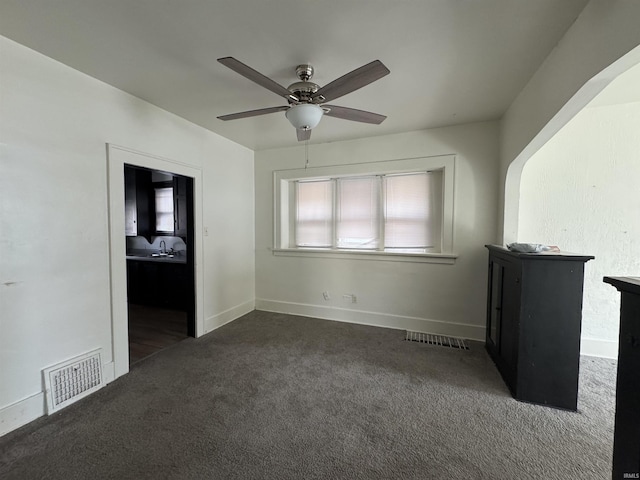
xmin=106 ymin=144 xmax=204 ymax=379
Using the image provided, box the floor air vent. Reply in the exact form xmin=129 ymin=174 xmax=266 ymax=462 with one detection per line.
xmin=405 ymin=331 xmax=470 ymax=350
xmin=42 ymin=348 xmax=104 ymax=414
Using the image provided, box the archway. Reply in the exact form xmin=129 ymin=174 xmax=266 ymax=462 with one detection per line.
xmin=504 ymin=54 xmax=640 ymax=358
xmin=502 ymin=45 xmax=640 ymax=244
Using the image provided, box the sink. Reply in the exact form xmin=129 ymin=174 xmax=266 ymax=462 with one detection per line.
xmin=127 ymin=251 xmax=179 ymax=260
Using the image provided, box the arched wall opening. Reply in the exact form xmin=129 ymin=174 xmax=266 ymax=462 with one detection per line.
xmin=502 ymin=44 xmax=640 ymax=244
xmin=504 ymin=54 xmax=640 ymax=358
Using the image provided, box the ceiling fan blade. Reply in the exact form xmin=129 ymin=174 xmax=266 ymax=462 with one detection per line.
xmin=218 ymin=57 xmax=299 ymax=102
xmin=217 ymin=105 xmax=289 ymax=121
xmin=323 ymin=105 xmax=387 ymax=124
xmin=312 ymin=60 xmax=390 ymax=103
xmin=297 ymin=129 xmax=312 ymax=142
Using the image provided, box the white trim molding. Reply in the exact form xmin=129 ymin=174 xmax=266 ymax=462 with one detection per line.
xmin=580 ymin=337 xmax=618 ymax=360
xmin=0 ymin=392 xmax=45 ymax=437
xmin=205 ymin=300 xmax=255 ymax=334
xmin=0 ymin=361 xmax=115 ymax=437
xmin=273 ymin=154 xmax=456 ymax=259
xmin=272 ymin=248 xmax=457 ymax=264
xmin=255 ymin=298 xmax=484 ymax=341
xmin=106 ymin=144 xmax=205 ymax=380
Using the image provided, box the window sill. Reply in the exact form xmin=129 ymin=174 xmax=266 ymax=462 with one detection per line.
xmin=272 ymin=248 xmax=457 ymax=264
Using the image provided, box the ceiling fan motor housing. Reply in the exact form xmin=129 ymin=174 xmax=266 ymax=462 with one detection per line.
xmin=295 ymin=64 xmax=314 ymax=81
xmin=287 ymin=82 xmax=319 ymax=103
xmin=287 ymin=64 xmax=321 ymax=103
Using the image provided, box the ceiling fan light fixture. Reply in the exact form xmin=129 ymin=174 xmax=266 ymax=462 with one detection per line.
xmin=217 ymin=57 xmax=390 ymax=141
xmin=286 ymin=104 xmax=323 ymax=130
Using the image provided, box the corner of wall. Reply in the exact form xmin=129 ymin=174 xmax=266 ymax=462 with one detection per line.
xmin=204 ymin=300 xmax=255 ymax=335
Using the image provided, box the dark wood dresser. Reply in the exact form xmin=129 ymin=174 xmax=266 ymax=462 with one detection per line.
xmin=485 ymin=245 xmax=593 ymax=410
xmin=603 ymin=276 xmax=640 ymax=480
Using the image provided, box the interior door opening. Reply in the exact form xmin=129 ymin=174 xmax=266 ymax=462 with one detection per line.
xmin=123 ymin=164 xmax=195 ymax=365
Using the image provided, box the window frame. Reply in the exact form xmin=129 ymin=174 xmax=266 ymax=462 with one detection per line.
xmin=154 ymin=184 xmax=175 ymax=234
xmin=273 ymin=155 xmax=457 ymax=264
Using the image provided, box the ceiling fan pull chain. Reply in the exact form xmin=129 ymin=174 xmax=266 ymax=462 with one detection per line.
xmin=305 ymin=140 xmax=309 ymax=169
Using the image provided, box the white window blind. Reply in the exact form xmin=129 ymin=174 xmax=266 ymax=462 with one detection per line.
xmin=293 ymin=170 xmax=443 ymax=253
xmin=295 ymin=180 xmax=333 ymax=247
xmin=155 ymin=187 xmax=174 ymax=232
xmin=276 ymin=155 xmax=455 ymax=259
xmin=384 ymin=172 xmax=442 ymax=249
xmin=336 ymin=176 xmax=380 ymax=249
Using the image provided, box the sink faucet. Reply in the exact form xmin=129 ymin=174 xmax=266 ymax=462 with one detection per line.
xmin=159 ymin=240 xmax=166 ymax=254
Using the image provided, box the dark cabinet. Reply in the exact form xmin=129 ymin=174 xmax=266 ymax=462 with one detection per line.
xmin=173 ymin=175 xmax=188 ymax=237
xmin=603 ymin=276 xmax=640 ymax=480
xmin=487 ymin=256 xmax=521 ymax=388
xmin=126 ymin=260 xmax=189 ymax=310
xmin=485 ymin=245 xmax=593 ymax=410
xmin=124 ymin=166 xmax=153 ymax=239
xmin=125 ymin=165 xmax=189 ymax=239
xmin=124 ymin=166 xmax=137 ymax=236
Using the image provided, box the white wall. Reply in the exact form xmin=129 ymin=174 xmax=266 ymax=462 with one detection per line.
xmin=0 ymin=35 xmax=255 ymax=435
xmin=255 ymin=123 xmax=499 ymax=339
xmin=500 ymin=0 xmax=640 ymax=243
xmin=518 ymin=102 xmax=640 ymax=358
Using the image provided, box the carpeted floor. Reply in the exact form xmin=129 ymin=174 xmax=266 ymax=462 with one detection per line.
xmin=0 ymin=310 xmax=616 ymax=479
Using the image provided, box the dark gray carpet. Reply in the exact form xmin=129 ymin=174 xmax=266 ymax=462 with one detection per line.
xmin=0 ymin=310 xmax=616 ymax=479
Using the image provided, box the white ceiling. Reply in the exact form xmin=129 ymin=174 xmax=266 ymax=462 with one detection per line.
xmin=0 ymin=0 xmax=591 ymax=151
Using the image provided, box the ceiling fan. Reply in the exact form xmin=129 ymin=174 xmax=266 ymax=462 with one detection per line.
xmin=217 ymin=57 xmax=390 ymax=141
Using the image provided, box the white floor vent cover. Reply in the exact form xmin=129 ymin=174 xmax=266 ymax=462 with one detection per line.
xmin=42 ymin=348 xmax=104 ymax=414
xmin=405 ymin=331 xmax=470 ymax=350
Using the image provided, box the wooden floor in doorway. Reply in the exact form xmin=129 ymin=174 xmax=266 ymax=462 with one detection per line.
xmin=128 ymin=303 xmax=188 ymax=364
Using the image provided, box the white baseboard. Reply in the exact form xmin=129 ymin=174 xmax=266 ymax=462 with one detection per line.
xmin=204 ymin=299 xmax=255 ymax=335
xmin=255 ymin=299 xmax=485 ymax=341
xmin=1 ymin=302 xmax=248 ymax=440
xmin=580 ymin=337 xmax=618 ymax=359
xmin=102 ymin=361 xmax=115 ymax=384
xmin=2 ymin=316 xmax=613 ymax=440
xmin=1 ymin=360 xmax=116 ymax=438
xmin=255 ymin=300 xmax=620 ymax=359
xmin=0 ymin=392 xmax=45 ymax=437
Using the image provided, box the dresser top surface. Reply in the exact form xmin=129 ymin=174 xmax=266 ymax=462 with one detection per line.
xmin=486 ymin=245 xmax=595 ymax=262
xmin=604 ymin=276 xmax=640 ymax=295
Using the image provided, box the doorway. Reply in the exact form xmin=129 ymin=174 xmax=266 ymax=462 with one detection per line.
xmin=107 ymin=144 xmax=204 ymax=380
xmin=124 ymin=164 xmax=195 ymax=364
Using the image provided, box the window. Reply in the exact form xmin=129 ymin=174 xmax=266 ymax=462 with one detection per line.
xmin=155 ymin=187 xmax=174 ymax=233
xmin=295 ymin=172 xmax=442 ymax=252
xmin=337 ymin=177 xmax=380 ymax=249
xmin=384 ymin=173 xmax=441 ymax=250
xmin=274 ymin=155 xmax=456 ymax=263
xmin=296 ymin=180 xmax=333 ymax=247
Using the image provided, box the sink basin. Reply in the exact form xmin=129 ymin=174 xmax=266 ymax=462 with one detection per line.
xmin=127 ymin=251 xmax=180 ymax=260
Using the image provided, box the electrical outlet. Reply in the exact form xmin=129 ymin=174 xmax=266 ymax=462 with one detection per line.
xmin=343 ymin=294 xmax=357 ymax=303
xmin=323 ymin=291 xmax=330 ymax=300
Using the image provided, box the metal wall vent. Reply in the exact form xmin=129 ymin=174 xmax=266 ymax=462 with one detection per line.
xmin=42 ymin=348 xmax=104 ymax=414
xmin=405 ymin=331 xmax=470 ymax=350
